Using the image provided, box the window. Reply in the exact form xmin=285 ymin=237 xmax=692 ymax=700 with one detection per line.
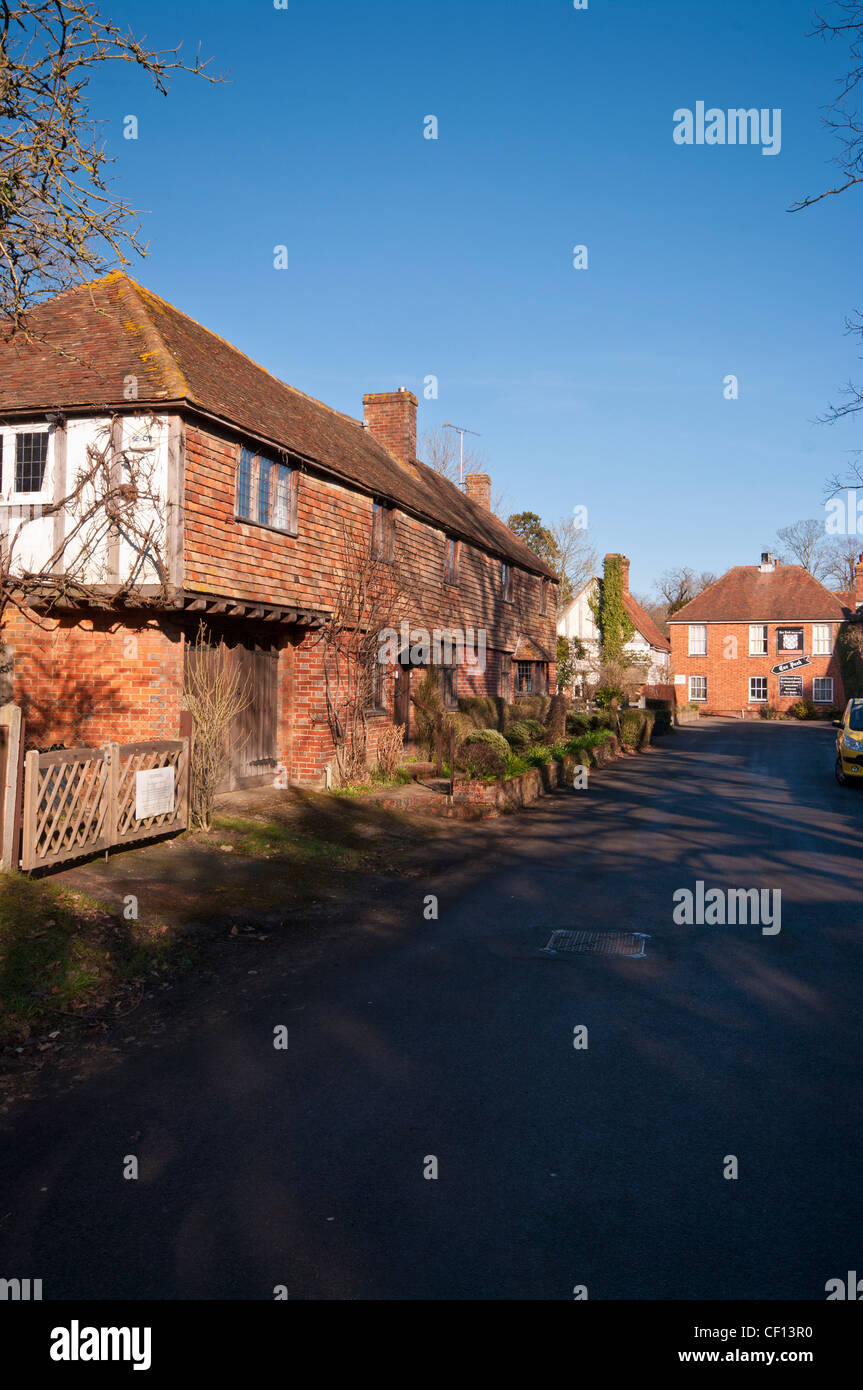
xmin=501 ymin=562 xmax=514 ymax=602
xmin=813 ymin=624 xmax=832 ymax=656
xmin=372 ymin=502 xmax=395 ymax=562
xmin=444 ymin=537 xmax=459 ymax=585
xmin=813 ymin=677 xmax=834 ymax=704
xmin=236 ymin=446 xmax=297 ymax=534
xmin=688 ymin=624 xmax=707 ymax=656
xmin=749 ymin=624 xmax=768 ymax=656
xmin=440 ymin=663 xmax=458 ymax=709
xmin=516 ymin=661 xmax=533 ymax=694
xmin=367 ymin=659 xmax=386 ymax=711
xmin=540 ymin=578 xmax=549 ymax=616
xmin=499 ymin=654 xmax=512 ymax=702
xmin=749 ymin=676 xmax=768 ymax=703
xmin=689 ymin=675 xmax=707 ymax=701
xmin=14 ymin=431 xmax=49 ymax=493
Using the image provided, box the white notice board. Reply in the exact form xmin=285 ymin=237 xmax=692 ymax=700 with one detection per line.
xmin=135 ymin=766 xmax=175 ymax=820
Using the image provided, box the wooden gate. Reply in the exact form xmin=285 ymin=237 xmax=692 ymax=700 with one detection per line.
xmin=21 ymin=738 xmax=189 ymax=872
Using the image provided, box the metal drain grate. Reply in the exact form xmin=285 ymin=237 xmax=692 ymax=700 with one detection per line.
xmin=543 ymin=930 xmax=649 ymax=957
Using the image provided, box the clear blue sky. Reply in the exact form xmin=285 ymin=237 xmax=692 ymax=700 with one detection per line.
xmin=90 ymin=0 xmax=862 ymax=594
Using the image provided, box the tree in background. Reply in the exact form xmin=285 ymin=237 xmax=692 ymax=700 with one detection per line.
xmin=506 ymin=511 xmax=597 ymax=609
xmin=555 ymin=633 xmax=586 ymax=695
xmin=774 ymin=519 xmax=829 ymax=577
xmin=419 ymin=425 xmax=508 ymax=516
xmin=656 ymin=567 xmax=717 ymax=616
xmin=506 ymin=512 xmax=556 ymax=562
xmin=823 ymin=534 xmax=862 ymax=590
xmin=0 ymin=0 xmax=221 ymax=336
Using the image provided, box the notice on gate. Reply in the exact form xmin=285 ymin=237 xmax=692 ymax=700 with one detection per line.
xmin=135 ymin=766 xmax=175 ymax=820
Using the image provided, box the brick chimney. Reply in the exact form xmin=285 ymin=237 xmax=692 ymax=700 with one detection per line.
xmin=604 ymin=552 xmax=630 ymax=592
xmin=465 ymin=473 xmax=491 ymax=509
xmin=856 ymin=551 xmax=863 ymax=609
xmin=362 ymin=388 xmax=417 ymax=463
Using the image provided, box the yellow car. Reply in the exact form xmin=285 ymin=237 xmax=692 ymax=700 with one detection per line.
xmin=835 ymin=699 xmax=863 ymax=785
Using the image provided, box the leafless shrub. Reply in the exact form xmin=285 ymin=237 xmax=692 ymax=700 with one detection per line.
xmin=183 ymin=624 xmax=251 ymax=831
xmin=375 ymin=722 xmax=405 ymax=780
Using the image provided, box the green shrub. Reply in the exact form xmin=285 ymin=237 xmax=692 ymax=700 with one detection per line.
xmin=563 ymin=729 xmax=614 ymax=755
xmin=505 ymin=720 xmax=533 ymax=750
xmin=590 ymin=711 xmax=619 ymax=733
xmin=457 ymin=695 xmax=506 ymax=731
xmin=545 ymin=692 xmax=568 ymax=742
xmin=618 ymin=708 xmax=645 ymax=749
xmin=459 ymin=728 xmax=511 ymax=762
xmin=595 ymin=686 xmax=623 ymax=709
xmin=759 ymin=704 xmax=783 ymax=720
xmin=524 ymin=743 xmax=553 ymax=768
xmin=459 ymin=741 xmax=506 ymax=781
xmin=505 ymin=751 xmax=528 ymax=777
xmin=566 ymin=712 xmax=592 ymax=736
xmin=789 ymin=699 xmax=818 ymax=721
xmin=511 ymin=694 xmax=551 ymax=725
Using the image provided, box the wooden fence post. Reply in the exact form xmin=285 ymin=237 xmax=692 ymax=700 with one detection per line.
xmin=106 ymin=743 xmax=119 ymax=855
xmin=0 ymin=704 xmax=22 ymax=871
xmin=21 ymin=748 xmax=38 ymax=872
xmin=449 ymin=728 xmax=455 ymax=797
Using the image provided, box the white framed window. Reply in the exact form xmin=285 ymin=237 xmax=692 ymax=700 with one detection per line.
xmin=813 ymin=624 xmax=832 ymax=656
xmin=749 ymin=676 xmax=768 ymax=703
xmin=749 ymin=624 xmax=768 ymax=656
xmin=689 ymin=675 xmax=707 ymax=701
xmin=0 ymin=426 xmax=52 ymax=499
xmin=688 ymin=624 xmax=707 ymax=656
xmin=813 ymin=677 xmax=834 ymax=704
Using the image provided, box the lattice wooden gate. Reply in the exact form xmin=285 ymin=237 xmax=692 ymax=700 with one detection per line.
xmin=21 ymin=738 xmax=189 ymax=872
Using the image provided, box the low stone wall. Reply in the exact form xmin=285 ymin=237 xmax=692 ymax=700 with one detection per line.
xmin=452 ymin=736 xmax=622 ymax=815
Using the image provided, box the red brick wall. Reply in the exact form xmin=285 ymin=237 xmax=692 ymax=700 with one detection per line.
xmin=7 ymin=607 xmax=184 ymax=749
xmin=182 ymin=420 xmax=558 ymax=661
xmin=669 ymin=620 xmax=844 ymax=714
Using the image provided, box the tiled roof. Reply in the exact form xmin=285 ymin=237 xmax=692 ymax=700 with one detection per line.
xmin=0 ymin=273 xmax=555 ymax=578
xmin=513 ymin=634 xmax=553 ymax=662
xmin=623 ymin=592 xmax=670 ymax=652
xmin=669 ymin=565 xmax=852 ymax=623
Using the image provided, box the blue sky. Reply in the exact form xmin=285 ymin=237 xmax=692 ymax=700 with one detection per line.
xmin=90 ymin=0 xmax=863 ymax=593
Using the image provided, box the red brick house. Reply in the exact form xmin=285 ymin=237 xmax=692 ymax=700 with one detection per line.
xmin=668 ymin=553 xmax=860 ymax=716
xmin=0 ymin=273 xmax=558 ymax=786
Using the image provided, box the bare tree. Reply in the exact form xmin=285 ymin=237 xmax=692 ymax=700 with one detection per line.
xmin=418 ymin=426 xmax=486 ymax=484
xmin=632 ymin=590 xmax=672 ymax=636
xmin=183 ymin=623 xmax=251 ymax=832
xmin=314 ymin=523 xmax=409 ymax=785
xmin=549 ymin=517 xmax=598 ymax=609
xmin=789 ymin=2 xmax=863 ymax=212
xmin=822 ymin=533 xmax=862 ymax=588
xmin=775 ymin=519 xmax=829 ymax=576
xmin=656 ymin=566 xmax=715 ymax=615
xmin=0 ymin=0 xmax=222 ymax=336
xmin=0 ymin=413 xmax=168 ymax=633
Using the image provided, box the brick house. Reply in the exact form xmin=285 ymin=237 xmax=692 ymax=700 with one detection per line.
xmin=0 ymin=273 xmax=558 ymax=786
xmin=668 ymin=553 xmax=860 ymax=716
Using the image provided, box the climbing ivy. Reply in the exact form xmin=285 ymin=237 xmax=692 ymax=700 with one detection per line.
xmin=589 ymin=556 xmax=635 ymax=664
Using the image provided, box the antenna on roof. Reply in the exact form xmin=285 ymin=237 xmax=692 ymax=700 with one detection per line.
xmin=442 ymin=421 xmax=481 ymax=488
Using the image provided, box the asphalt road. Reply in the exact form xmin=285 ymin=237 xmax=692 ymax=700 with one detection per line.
xmin=2 ymin=719 xmax=863 ymax=1300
